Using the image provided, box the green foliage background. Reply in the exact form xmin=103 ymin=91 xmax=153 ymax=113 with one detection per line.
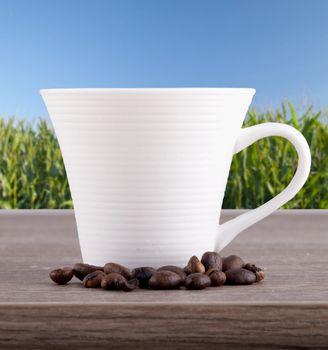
xmin=0 ymin=103 xmax=327 ymax=209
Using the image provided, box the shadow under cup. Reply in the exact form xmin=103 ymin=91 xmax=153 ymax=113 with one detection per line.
xmin=41 ymin=88 xmax=258 ymax=267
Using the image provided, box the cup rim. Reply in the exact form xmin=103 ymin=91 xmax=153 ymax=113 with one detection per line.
xmin=40 ymin=87 xmax=256 ymax=95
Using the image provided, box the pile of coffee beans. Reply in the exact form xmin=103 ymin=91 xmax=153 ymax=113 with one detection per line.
xmin=49 ymin=252 xmax=265 ymax=292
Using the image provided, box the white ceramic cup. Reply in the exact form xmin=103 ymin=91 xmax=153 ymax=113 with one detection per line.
xmin=41 ymin=88 xmax=311 ymax=267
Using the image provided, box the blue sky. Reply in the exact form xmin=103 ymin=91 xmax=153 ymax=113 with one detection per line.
xmin=1 ymin=0 xmax=328 ymax=120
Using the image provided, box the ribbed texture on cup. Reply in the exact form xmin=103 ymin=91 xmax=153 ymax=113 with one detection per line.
xmin=42 ymin=90 xmax=254 ymax=267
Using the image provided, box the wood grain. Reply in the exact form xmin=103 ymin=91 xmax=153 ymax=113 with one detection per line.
xmin=1 ymin=303 xmax=328 ymax=350
xmin=0 ymin=210 xmax=327 ymax=349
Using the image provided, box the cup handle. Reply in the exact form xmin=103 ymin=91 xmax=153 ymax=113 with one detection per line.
xmin=216 ymin=122 xmax=311 ymax=251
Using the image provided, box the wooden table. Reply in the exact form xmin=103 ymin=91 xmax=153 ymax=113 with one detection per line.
xmin=0 ymin=210 xmax=327 ymax=349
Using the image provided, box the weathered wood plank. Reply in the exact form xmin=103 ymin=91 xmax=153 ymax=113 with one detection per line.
xmin=0 ymin=304 xmax=328 ymax=349
xmin=0 ymin=210 xmax=327 ymax=303
xmin=0 ymin=210 xmax=327 ymax=348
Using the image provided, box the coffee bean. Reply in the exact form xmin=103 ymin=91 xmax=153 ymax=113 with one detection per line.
xmin=201 ymin=251 xmax=223 ymax=271
xmin=225 ymin=268 xmax=256 ymax=285
xmin=51 ymin=255 xmax=264 ymax=292
xmin=205 ymin=268 xmax=217 ymax=276
xmin=185 ymin=273 xmax=211 ymax=290
xmin=73 ymin=263 xmax=104 ymax=281
xmin=104 ymin=262 xmax=131 ymax=280
xmin=206 ymin=269 xmax=226 ymax=286
xmin=222 ymin=255 xmax=244 ymax=271
xmin=49 ymin=267 xmax=74 ymax=285
xmin=244 ymin=263 xmax=265 ymax=282
xmin=157 ymin=265 xmax=186 ymax=281
xmin=101 ymin=273 xmax=139 ymax=292
xmin=131 ymin=267 xmax=156 ymax=288
xmin=184 ymin=256 xmax=205 ymax=274
xmin=83 ymin=270 xmax=106 ymax=288
xmin=149 ymin=271 xmax=182 ymax=290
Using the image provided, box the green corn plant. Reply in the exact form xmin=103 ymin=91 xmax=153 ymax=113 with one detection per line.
xmin=0 ymin=102 xmax=327 ymax=209
xmin=223 ymin=103 xmax=328 ymax=209
xmin=0 ymin=118 xmax=72 ymax=209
